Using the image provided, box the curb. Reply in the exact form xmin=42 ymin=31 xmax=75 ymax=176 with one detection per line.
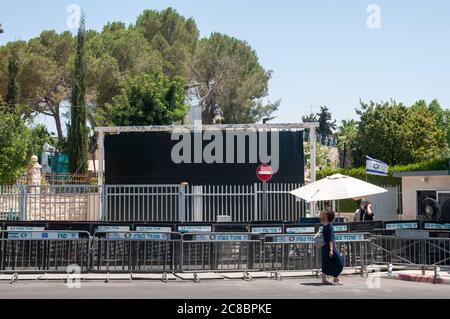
xmin=386 ymin=273 xmax=450 ymax=285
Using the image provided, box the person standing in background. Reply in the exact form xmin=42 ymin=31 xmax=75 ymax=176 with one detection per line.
xmin=353 ymin=200 xmax=374 ymax=222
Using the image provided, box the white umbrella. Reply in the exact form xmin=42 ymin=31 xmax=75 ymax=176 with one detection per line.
xmin=290 ymin=174 xmax=388 ymax=202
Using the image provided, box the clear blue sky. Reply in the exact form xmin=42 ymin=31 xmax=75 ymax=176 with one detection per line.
xmin=1 ymin=0 xmax=449 ymax=133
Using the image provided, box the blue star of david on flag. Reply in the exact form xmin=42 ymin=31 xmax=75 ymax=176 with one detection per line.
xmin=366 ymin=156 xmax=389 ymax=176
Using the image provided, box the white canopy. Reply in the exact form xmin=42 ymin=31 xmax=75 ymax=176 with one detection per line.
xmin=290 ymin=174 xmax=388 ymax=202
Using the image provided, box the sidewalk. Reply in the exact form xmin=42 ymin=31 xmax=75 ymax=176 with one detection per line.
xmin=380 ymin=269 xmax=450 ymax=285
xmin=2 ymin=266 xmax=448 ymax=284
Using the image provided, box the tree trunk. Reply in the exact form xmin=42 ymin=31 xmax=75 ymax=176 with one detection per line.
xmin=202 ymin=102 xmax=216 ymax=124
xmin=54 ymin=108 xmax=64 ymax=140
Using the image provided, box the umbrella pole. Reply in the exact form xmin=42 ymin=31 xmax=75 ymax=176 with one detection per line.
xmin=337 ymin=200 xmax=341 ymax=221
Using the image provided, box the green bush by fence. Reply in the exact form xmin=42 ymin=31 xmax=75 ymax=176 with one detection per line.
xmin=317 ymin=158 xmax=449 ymax=212
xmin=317 ymin=157 xmax=449 ymax=186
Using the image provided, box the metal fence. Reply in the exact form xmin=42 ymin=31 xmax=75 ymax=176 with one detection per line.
xmin=0 ymin=185 xmax=22 ymax=221
xmin=104 ymin=185 xmax=181 ymax=222
xmin=181 ymin=233 xmax=263 ymax=272
xmin=0 ymin=229 xmax=372 ymax=274
xmin=371 ymin=235 xmax=450 ymax=269
xmin=43 ymin=173 xmax=96 ymax=185
xmin=0 ymin=231 xmax=91 ymax=273
xmin=184 ymin=183 xmax=304 ymax=223
xmin=1 ymin=231 xmax=449 ymax=275
xmin=0 ymin=183 xmax=306 ymax=223
xmin=262 ymin=233 xmax=371 ymax=273
xmin=91 ymin=231 xmax=182 ymax=273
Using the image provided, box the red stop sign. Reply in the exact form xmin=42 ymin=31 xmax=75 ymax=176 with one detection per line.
xmin=256 ymin=164 xmax=273 ymax=182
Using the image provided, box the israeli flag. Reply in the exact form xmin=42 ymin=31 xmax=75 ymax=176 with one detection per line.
xmin=366 ymin=156 xmax=389 ymax=176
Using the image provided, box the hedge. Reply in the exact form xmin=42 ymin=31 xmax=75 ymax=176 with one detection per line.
xmin=315 ymin=157 xmax=450 ymax=212
xmin=317 ymin=157 xmax=450 ymax=186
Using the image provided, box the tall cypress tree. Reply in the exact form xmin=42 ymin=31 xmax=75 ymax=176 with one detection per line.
xmin=6 ymin=47 xmax=19 ymax=108
xmin=68 ymin=15 xmax=88 ymax=174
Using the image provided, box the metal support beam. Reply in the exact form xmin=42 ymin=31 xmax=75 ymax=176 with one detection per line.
xmin=95 ymin=123 xmax=318 ymax=134
xmin=309 ymin=125 xmax=318 ymax=217
xmin=97 ymin=131 xmax=105 ymax=186
xmin=97 ymin=131 xmax=105 ymax=220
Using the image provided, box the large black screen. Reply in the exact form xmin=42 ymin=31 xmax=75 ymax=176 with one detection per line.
xmin=104 ymin=130 xmax=304 ymax=185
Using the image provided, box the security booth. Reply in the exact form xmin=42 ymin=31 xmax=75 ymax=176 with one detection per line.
xmin=393 ymin=170 xmax=450 ymax=222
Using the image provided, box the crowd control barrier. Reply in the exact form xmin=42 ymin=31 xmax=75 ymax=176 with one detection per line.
xmin=263 ymin=233 xmax=372 ymax=274
xmin=181 ymin=232 xmax=263 ymax=272
xmin=1 ymin=228 xmax=449 ymax=275
xmin=91 ymin=231 xmax=182 ymax=273
xmin=371 ymin=235 xmax=450 ymax=270
xmin=0 ymin=230 xmax=91 ymax=273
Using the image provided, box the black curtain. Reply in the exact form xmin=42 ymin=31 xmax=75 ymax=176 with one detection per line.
xmin=105 ymin=130 xmax=304 ymax=185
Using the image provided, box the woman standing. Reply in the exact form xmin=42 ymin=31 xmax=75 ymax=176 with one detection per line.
xmin=320 ymin=209 xmax=344 ymax=285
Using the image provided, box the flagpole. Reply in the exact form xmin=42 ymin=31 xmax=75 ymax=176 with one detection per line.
xmin=365 ymin=155 xmax=368 ymax=182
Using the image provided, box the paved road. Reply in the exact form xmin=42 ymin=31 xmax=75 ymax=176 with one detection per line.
xmin=0 ymin=276 xmax=449 ymax=299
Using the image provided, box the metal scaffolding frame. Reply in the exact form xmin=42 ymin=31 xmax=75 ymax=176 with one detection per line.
xmin=95 ymin=122 xmax=320 ymax=217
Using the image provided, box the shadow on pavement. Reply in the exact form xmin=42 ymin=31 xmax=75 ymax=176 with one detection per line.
xmin=300 ymin=283 xmax=330 ymax=287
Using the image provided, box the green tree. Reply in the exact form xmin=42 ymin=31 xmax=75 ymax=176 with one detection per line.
xmin=17 ymin=31 xmax=75 ymax=139
xmin=337 ymin=119 xmax=358 ymax=168
xmin=1 ymin=8 xmax=279 ymax=130
xmin=30 ymin=124 xmax=53 ymax=156
xmin=412 ymin=99 xmax=450 ymax=156
xmin=304 ymin=142 xmax=333 ymax=174
xmin=102 ymin=72 xmax=187 ymax=126
xmin=302 ymin=113 xmax=318 ymax=123
xmin=192 ymin=33 xmax=279 ymax=124
xmin=317 ymin=106 xmax=336 ymax=144
xmin=355 ymin=100 xmax=448 ymax=166
xmin=134 ymin=7 xmax=199 ymax=80
xmin=0 ymin=103 xmax=33 ymax=184
xmin=68 ymin=15 xmax=88 ymax=175
xmin=96 ymin=23 xmax=160 ymax=75
xmin=85 ymin=21 xmax=164 ymax=128
xmin=5 ymin=46 xmax=19 ymax=107
xmin=301 ymin=113 xmax=318 ymax=140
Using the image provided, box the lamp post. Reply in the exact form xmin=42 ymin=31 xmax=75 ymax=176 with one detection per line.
xmin=0 ymin=24 xmax=4 ymax=34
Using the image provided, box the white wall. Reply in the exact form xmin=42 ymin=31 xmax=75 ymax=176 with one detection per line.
xmin=366 ymin=186 xmax=400 ymax=221
xmin=401 ymin=176 xmax=450 ymax=220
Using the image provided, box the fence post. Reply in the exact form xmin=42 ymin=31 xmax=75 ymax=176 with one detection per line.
xmin=178 ymin=184 xmax=186 ymax=223
xmin=282 ymin=242 xmax=289 ymax=270
xmin=421 ymin=239 xmax=426 ymax=275
xmin=99 ymin=185 xmax=106 ymax=221
xmin=179 ymin=235 xmax=184 ymax=272
xmin=19 ymin=185 xmax=26 ymax=221
xmin=253 ymin=183 xmax=258 ymax=221
xmin=247 ymin=240 xmax=255 ymax=270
